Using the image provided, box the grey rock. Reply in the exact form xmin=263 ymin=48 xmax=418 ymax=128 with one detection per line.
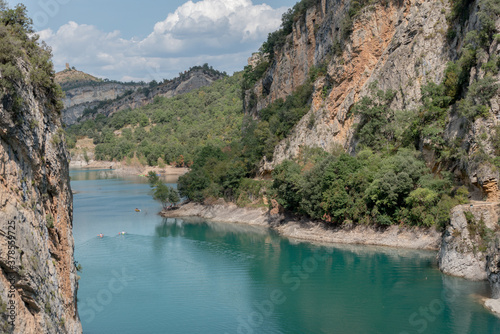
xmin=0 ymin=60 xmax=82 ymax=331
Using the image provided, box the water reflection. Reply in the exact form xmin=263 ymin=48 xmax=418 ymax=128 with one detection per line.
xmin=70 ymin=168 xmax=118 ymax=181
xmin=70 ymin=168 xmax=181 ymax=184
xmin=150 ymin=217 xmax=497 ymax=334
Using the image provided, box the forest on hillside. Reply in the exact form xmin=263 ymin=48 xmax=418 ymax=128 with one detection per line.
xmin=66 ymin=73 xmax=243 ymax=166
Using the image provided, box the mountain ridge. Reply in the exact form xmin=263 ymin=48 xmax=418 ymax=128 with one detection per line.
xmin=58 ymin=64 xmax=227 ymax=125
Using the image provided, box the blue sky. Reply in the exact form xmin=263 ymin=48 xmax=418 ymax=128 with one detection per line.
xmin=7 ymin=0 xmax=298 ymax=81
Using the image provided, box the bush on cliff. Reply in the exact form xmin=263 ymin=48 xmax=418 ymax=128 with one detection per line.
xmin=0 ymin=2 xmax=63 ymax=115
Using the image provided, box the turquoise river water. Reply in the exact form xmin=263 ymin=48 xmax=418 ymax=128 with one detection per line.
xmin=71 ymin=169 xmax=500 ymax=334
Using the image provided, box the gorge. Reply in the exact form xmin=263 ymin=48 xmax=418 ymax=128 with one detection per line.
xmin=2 ymin=0 xmax=500 ymax=332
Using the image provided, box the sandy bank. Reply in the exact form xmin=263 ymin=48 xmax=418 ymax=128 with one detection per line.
xmin=161 ymin=202 xmax=441 ymax=251
xmin=69 ymin=159 xmax=189 ymax=177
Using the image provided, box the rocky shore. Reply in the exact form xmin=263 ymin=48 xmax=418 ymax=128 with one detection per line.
xmin=161 ymin=201 xmax=441 ymax=250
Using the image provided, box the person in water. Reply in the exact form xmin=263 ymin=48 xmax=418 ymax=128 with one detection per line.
xmin=98 ymin=234 xmax=103 ymax=238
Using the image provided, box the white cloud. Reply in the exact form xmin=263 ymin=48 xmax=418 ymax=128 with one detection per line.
xmin=38 ymin=0 xmax=287 ymax=81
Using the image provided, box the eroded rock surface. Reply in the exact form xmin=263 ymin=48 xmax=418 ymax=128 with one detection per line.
xmin=0 ymin=61 xmax=81 ymax=332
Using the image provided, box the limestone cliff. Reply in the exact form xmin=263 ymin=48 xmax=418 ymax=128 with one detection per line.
xmin=244 ymin=0 xmax=500 ymax=202
xmin=55 ymin=69 xmax=146 ymax=125
xmin=438 ymin=203 xmax=500 ymax=281
xmin=59 ymin=82 xmax=145 ymax=125
xmin=0 ymin=20 xmax=81 ymax=334
xmin=59 ymin=67 xmax=226 ymax=125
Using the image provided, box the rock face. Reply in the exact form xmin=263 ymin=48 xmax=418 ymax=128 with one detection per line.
xmin=248 ymin=0 xmax=449 ymax=162
xmin=59 ymin=68 xmax=225 ymax=125
xmin=60 ymin=82 xmax=145 ymax=125
xmin=0 ymin=63 xmax=81 ymax=331
xmin=488 ymin=248 xmax=500 ymax=298
xmin=245 ymin=0 xmax=500 ymax=200
xmin=438 ymin=203 xmax=500 ymax=281
xmin=438 ymin=203 xmax=500 ymax=317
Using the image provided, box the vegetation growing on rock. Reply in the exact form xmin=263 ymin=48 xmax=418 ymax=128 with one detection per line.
xmin=0 ymin=1 xmax=64 ymax=116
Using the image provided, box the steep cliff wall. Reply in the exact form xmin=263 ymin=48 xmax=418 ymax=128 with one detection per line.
xmin=245 ymin=0 xmax=500 ymax=203
xmin=0 ymin=17 xmax=81 ymax=334
xmin=90 ymin=69 xmax=222 ymax=117
xmin=248 ymin=0 xmax=449 ymax=168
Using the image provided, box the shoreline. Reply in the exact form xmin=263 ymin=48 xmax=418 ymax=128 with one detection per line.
xmin=161 ymin=202 xmax=442 ymax=251
xmin=161 ymin=201 xmax=500 ymax=318
xmin=69 ymin=159 xmax=189 ymax=178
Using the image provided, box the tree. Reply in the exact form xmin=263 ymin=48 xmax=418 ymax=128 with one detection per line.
xmin=147 ymin=171 xmax=180 ymax=208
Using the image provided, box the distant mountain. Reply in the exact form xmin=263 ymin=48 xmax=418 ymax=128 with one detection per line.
xmin=57 ymin=64 xmax=227 ymax=125
xmin=55 ymin=67 xmax=146 ymax=125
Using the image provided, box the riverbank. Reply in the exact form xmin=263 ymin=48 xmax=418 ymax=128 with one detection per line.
xmin=161 ymin=201 xmax=442 ymax=251
xmin=161 ymin=200 xmax=500 ymax=318
xmin=69 ymin=159 xmax=189 ymax=177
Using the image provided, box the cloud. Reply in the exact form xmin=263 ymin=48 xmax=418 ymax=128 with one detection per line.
xmin=38 ymin=0 xmax=287 ymax=81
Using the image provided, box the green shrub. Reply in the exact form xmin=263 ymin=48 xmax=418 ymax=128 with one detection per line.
xmin=351 ymin=84 xmax=396 ymax=151
xmin=458 ymin=76 xmax=498 ymax=120
xmin=46 ymin=214 xmax=54 ymax=229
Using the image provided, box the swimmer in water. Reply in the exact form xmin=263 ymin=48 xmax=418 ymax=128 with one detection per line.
xmin=98 ymin=234 xmax=103 ymax=238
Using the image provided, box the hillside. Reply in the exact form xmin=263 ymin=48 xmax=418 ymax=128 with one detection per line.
xmin=244 ymin=0 xmax=500 ymax=202
xmin=0 ymin=4 xmax=81 ymax=333
xmin=59 ymin=64 xmax=226 ymax=125
xmin=55 ymin=65 xmax=102 ymax=90
xmin=66 ymin=72 xmax=243 ymax=167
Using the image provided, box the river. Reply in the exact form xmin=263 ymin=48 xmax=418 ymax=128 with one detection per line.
xmin=71 ymin=169 xmax=500 ymax=333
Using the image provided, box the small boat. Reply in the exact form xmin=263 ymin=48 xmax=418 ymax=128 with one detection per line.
xmin=118 ymin=231 xmax=126 ymax=235
xmin=135 ymin=208 xmax=141 ymax=212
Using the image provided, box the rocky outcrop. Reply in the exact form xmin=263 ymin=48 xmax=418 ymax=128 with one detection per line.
xmin=438 ymin=203 xmax=500 ymax=280
xmin=0 ymin=59 xmax=81 ymax=332
xmin=438 ymin=202 xmax=500 ymax=315
xmin=55 ymin=68 xmax=101 ymax=90
xmin=488 ymin=247 xmax=500 ymax=297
